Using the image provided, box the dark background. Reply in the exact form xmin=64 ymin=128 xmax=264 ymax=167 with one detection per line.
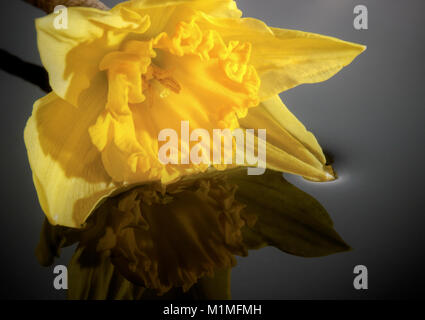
xmin=0 ymin=0 xmax=424 ymax=299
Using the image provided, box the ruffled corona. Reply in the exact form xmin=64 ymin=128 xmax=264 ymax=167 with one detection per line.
xmin=79 ymin=174 xmax=255 ymax=294
xmin=88 ymin=15 xmax=260 ymax=185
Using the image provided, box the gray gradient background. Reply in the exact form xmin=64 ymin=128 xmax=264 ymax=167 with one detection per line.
xmin=0 ymin=0 xmax=424 ymax=299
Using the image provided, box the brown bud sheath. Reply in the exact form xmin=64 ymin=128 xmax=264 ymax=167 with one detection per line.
xmin=23 ymin=0 xmax=108 ymax=13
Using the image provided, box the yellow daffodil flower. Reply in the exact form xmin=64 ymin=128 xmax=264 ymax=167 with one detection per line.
xmin=24 ymin=0 xmax=365 ymax=229
xmin=25 ymin=0 xmax=365 ymax=298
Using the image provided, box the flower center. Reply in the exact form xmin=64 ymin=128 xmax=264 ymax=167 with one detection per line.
xmin=142 ymin=64 xmax=181 ymax=99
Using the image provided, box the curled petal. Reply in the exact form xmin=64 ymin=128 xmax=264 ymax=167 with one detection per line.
xmin=24 ymin=77 xmax=119 ymax=228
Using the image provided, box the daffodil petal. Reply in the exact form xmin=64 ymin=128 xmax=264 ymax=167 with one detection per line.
xmin=36 ymin=6 xmax=151 ymax=106
xmin=24 ymin=76 xmax=119 ymax=228
xmin=195 ymin=14 xmax=365 ymax=100
xmin=257 ymin=27 xmax=366 ymax=100
xmin=239 ymin=95 xmax=334 ymax=181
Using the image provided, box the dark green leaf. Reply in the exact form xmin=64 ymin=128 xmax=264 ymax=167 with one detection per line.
xmin=227 ymin=169 xmax=351 ymax=257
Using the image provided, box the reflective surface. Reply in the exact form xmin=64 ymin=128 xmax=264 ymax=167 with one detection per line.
xmin=0 ymin=0 xmax=424 ymax=299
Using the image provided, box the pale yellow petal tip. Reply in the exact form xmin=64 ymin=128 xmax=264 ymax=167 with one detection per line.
xmin=325 ymin=172 xmax=335 ymax=181
xmin=358 ymin=44 xmax=367 ymax=54
xmin=335 ymin=37 xmax=366 ymax=57
xmin=302 ymin=164 xmax=336 ymax=183
xmin=324 ymin=164 xmax=337 ymax=181
xmin=345 ymin=41 xmax=367 ymax=56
